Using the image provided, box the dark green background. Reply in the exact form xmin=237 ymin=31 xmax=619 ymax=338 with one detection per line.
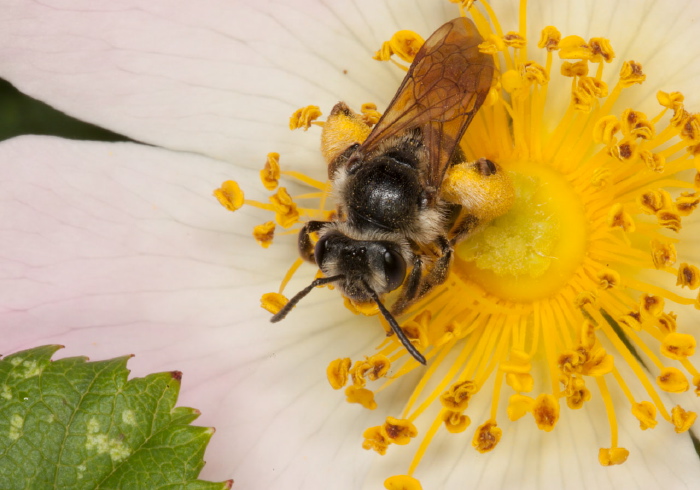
xmin=0 ymin=78 xmax=129 ymax=142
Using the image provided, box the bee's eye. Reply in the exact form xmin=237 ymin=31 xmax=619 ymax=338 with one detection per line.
xmin=314 ymin=235 xmax=330 ymax=267
xmin=383 ymin=248 xmax=406 ymax=292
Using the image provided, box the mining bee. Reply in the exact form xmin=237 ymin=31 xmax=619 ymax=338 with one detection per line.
xmin=271 ymin=17 xmax=515 ymax=364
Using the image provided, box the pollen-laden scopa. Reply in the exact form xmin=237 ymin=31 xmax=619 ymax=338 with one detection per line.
xmin=216 ymin=0 xmax=700 ymax=487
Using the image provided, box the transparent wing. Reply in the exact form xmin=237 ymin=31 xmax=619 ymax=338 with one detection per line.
xmin=359 ymin=17 xmax=495 ymax=193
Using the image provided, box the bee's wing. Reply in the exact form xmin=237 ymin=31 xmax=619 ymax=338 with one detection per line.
xmin=360 ymin=17 xmax=494 ymax=195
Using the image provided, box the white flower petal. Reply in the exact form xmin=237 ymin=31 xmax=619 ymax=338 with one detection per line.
xmin=0 ymin=0 xmax=436 ymax=175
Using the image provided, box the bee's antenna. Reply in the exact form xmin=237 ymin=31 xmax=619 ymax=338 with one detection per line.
xmin=270 ymin=274 xmax=345 ymax=323
xmin=366 ymin=286 xmax=427 ymax=365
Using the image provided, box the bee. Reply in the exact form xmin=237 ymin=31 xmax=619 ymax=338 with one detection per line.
xmin=271 ymin=17 xmax=514 ymax=364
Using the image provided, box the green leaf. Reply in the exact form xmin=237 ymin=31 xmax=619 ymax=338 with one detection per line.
xmin=0 ymin=345 xmax=232 ymax=490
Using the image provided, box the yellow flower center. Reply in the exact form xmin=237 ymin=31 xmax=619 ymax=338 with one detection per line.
xmin=455 ymin=161 xmax=587 ymax=301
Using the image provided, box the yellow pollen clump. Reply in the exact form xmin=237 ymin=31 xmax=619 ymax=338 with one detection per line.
xmin=289 ymin=105 xmax=322 ymax=130
xmin=564 ymin=376 xmax=591 ymax=409
xmin=599 ymin=447 xmax=629 ymax=466
xmin=661 ymin=333 xmax=696 ymax=360
xmin=252 ymin=221 xmax=275 ymax=248
xmin=657 ymin=367 xmax=689 ymax=393
xmin=671 ymin=406 xmax=697 ymax=433
xmin=373 ymin=30 xmax=425 ymax=64
xmin=658 ymin=90 xmax=685 ymax=110
xmin=507 ymin=394 xmax=535 ymax=421
xmin=345 ymin=386 xmax=377 ymax=410
xmin=442 ymin=410 xmax=471 ymax=433
xmin=478 ymin=33 xmax=506 ymax=54
xmin=260 ymin=292 xmax=287 ymax=315
xmin=363 ymin=426 xmax=390 ymax=455
xmin=269 ymin=187 xmax=300 ymax=228
xmin=558 ymin=35 xmax=593 ymax=60
xmin=344 ymin=297 xmax=380 ymax=316
xmin=676 ymin=192 xmax=700 ymax=216
xmin=631 ymin=401 xmax=657 ymax=430
xmin=350 ymin=355 xmax=391 ymax=388
xmin=532 ymin=394 xmax=560 ymax=431
xmin=596 ymin=268 xmax=620 ymax=289
xmin=588 ymin=37 xmax=615 ymax=63
xmin=260 ymin=152 xmax=281 ymax=190
xmin=383 ymin=417 xmax=418 ymax=445
xmin=219 ymin=1 xmax=700 ymax=485
xmin=384 ymin=475 xmax=423 ymax=490
xmin=360 ymin=102 xmax=382 ymax=126
xmin=561 ymin=60 xmax=589 ymax=78
xmin=327 ymin=358 xmax=352 ymax=390
xmin=640 ymin=150 xmax=665 ymax=172
xmin=501 ymin=349 xmax=534 ymax=392
xmin=650 ymin=239 xmax=677 ymax=269
xmin=537 ymin=26 xmax=561 ymax=51
xmin=640 ymin=294 xmax=664 ymax=319
xmin=593 ymin=115 xmax=620 ymax=144
xmin=503 ymin=31 xmax=526 ymax=49
xmin=213 ymin=180 xmax=244 ymax=212
xmin=619 ymin=61 xmax=646 ymax=86
xmin=522 ymin=62 xmax=548 ymax=85
xmin=440 ymin=380 xmax=477 ymax=411
xmin=472 ymin=420 xmax=502 ymax=453
xmin=607 ymin=203 xmax=635 ymax=232
xmin=677 ymin=263 xmax=700 ymax=289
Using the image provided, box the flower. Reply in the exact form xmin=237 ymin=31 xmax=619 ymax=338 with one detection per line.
xmin=2 ymin=0 xmax=700 ymax=489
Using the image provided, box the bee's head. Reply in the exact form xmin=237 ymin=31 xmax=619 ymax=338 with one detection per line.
xmin=270 ymin=229 xmax=424 ymax=364
xmin=313 ymin=231 xmax=406 ymax=301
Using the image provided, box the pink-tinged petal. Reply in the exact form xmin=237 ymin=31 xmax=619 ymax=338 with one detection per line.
xmin=0 ymin=135 xmax=385 ymax=488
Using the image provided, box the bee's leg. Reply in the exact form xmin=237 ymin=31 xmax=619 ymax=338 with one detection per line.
xmin=448 ymin=213 xmax=479 ymax=246
xmin=298 ymin=221 xmax=328 ymax=263
xmin=418 ymin=235 xmax=452 ymax=297
xmin=391 ymin=236 xmax=453 ymax=315
xmin=391 ymin=255 xmax=423 ymax=316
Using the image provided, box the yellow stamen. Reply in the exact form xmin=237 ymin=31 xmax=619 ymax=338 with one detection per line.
xmin=631 ymin=401 xmax=658 ymax=430
xmin=213 ymin=180 xmax=244 ymax=212
xmin=657 ymin=367 xmax=689 ymax=393
xmin=384 ymin=475 xmax=423 ymax=490
xmin=661 ymin=332 xmax=697 ymax=360
xmin=671 ymin=405 xmax=697 ymax=433
xmin=373 ymin=30 xmax=425 ymax=64
xmin=472 ymin=419 xmax=502 ymax=453
xmin=677 ymin=263 xmax=700 ymax=289
xmin=382 ymin=417 xmax=418 ymax=445
xmin=269 ymin=187 xmax=300 ymax=228
xmin=252 ymin=221 xmax=275 ymax=248
xmin=537 ymin=26 xmax=560 ymax=52
xmin=532 ymin=394 xmax=559 ymax=431
xmin=260 ymin=152 xmax=281 ymax=190
xmin=260 ymin=292 xmax=287 ymax=315
xmin=289 ymin=105 xmax=322 ymax=130
xmin=345 ymin=386 xmax=377 ymax=410
xmin=327 ymin=358 xmax=351 ymax=390
xmin=598 ymin=447 xmax=629 ymax=466
xmin=442 ymin=410 xmax=471 ymax=433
